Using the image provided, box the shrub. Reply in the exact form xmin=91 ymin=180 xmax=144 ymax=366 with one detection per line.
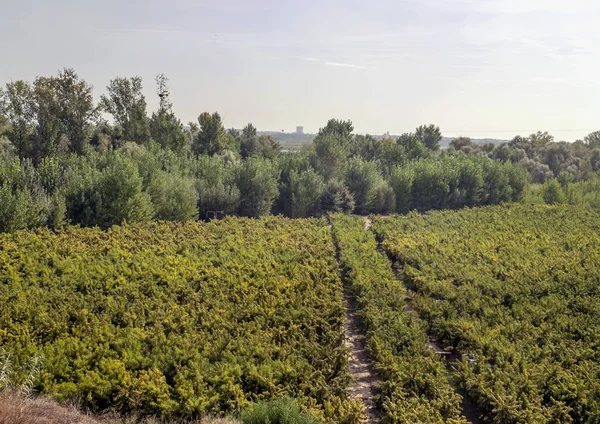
xmin=388 ymin=167 xmax=413 ymax=213
xmin=320 ymin=179 xmax=354 ymax=214
xmin=64 ymin=153 xmax=153 ymax=228
xmin=240 ymin=398 xmax=321 ymax=424
xmin=344 ymin=159 xmax=381 ymax=214
xmin=288 ymin=169 xmax=325 ymax=218
xmin=148 ymin=172 xmax=198 ymax=221
xmin=197 ymin=181 xmax=240 ymax=219
xmin=541 ymin=179 xmax=566 ymax=205
xmin=234 ymin=158 xmax=279 ymax=217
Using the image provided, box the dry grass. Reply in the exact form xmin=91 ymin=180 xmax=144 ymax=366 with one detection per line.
xmin=0 ymin=391 xmax=98 ymax=424
xmin=0 ymin=392 xmax=240 ymax=424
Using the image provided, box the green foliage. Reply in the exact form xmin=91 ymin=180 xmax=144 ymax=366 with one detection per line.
xmin=0 ymin=218 xmax=360 ymax=421
xmin=415 ymin=124 xmax=442 ymax=151
xmin=240 ymin=397 xmax=321 ymax=424
xmin=148 ymin=172 xmax=198 ymax=221
xmin=344 ymin=159 xmax=382 ymax=214
xmin=197 ymin=180 xmax=240 ymax=219
xmin=330 ymin=215 xmax=467 ymax=423
xmin=193 ymin=112 xmax=227 ymax=156
xmin=100 ymin=76 xmax=150 ymax=144
xmin=541 ymin=179 xmax=566 ymax=205
xmin=288 ymin=169 xmax=325 ymax=218
xmin=0 ymin=136 xmax=16 ymax=162
xmin=240 ymin=123 xmax=258 ymax=159
xmin=150 ymin=111 xmax=189 ymax=152
xmin=584 ymin=130 xmax=600 ymax=148
xmin=317 ymin=119 xmax=354 ymax=139
xmin=313 ymin=135 xmax=349 ymax=181
xmin=388 ymin=167 xmax=413 ymax=213
xmin=320 ymin=180 xmax=354 ymax=214
xmin=234 ymin=158 xmax=279 ymax=217
xmin=0 ymin=158 xmax=52 ymax=232
xmin=449 ymin=137 xmax=472 ymax=152
xmin=0 ymin=183 xmax=47 ymax=232
xmin=396 ymin=133 xmax=429 ymax=161
xmin=64 ymin=153 xmax=153 ymax=228
xmin=373 ymin=205 xmax=600 ymax=423
xmin=52 ymin=68 xmax=97 ymax=155
xmin=256 ymin=135 xmax=281 ymax=159
xmin=0 ymin=80 xmax=35 ymax=157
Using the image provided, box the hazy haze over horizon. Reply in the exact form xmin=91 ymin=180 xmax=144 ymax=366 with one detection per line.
xmin=1 ymin=0 xmax=599 ymax=141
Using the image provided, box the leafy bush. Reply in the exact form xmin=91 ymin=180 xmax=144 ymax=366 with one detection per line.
xmin=330 ymin=215 xmax=466 ymax=423
xmin=148 ymin=171 xmax=198 ymax=221
xmin=64 ymin=153 xmax=153 ymax=228
xmin=234 ymin=158 xmax=279 ymax=217
xmin=288 ymin=169 xmax=325 ymax=218
xmin=374 ymin=205 xmax=600 ymax=423
xmin=320 ymin=180 xmax=354 ymax=214
xmin=541 ymin=179 xmax=566 ymax=204
xmin=240 ymin=398 xmax=321 ymax=424
xmin=0 ymin=218 xmax=360 ymax=421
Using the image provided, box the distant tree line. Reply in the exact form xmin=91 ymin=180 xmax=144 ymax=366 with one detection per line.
xmin=0 ymin=69 xmax=597 ymax=232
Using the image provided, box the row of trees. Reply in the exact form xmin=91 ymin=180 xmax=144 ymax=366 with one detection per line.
xmin=448 ymin=131 xmax=600 ymax=183
xmin=0 ymin=70 xmax=283 ymax=162
xmin=0 ymin=69 xmax=597 ymax=233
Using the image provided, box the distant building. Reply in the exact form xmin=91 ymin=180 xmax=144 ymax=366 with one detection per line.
xmin=296 ymin=126 xmax=304 ymax=134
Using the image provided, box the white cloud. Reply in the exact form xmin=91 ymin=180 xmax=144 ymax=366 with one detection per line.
xmin=324 ymin=61 xmax=369 ymax=70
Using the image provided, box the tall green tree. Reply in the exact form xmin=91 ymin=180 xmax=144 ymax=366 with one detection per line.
xmin=100 ymin=76 xmax=150 ymax=144
xmin=32 ymin=76 xmax=63 ymax=164
xmin=53 ymin=69 xmax=97 ymax=155
xmin=257 ymin=135 xmax=281 ymax=159
xmin=149 ymin=74 xmax=188 ymax=151
xmin=0 ymin=81 xmax=35 ymax=157
xmin=193 ymin=112 xmax=226 ymax=156
xmin=415 ymin=124 xmax=442 ymax=151
xmin=318 ymin=119 xmax=354 ymax=139
xmin=234 ymin=157 xmax=279 ymax=217
xmin=240 ymin=123 xmax=258 ymax=158
xmin=584 ymin=131 xmax=600 ymax=148
xmin=450 ymin=136 xmax=472 ymax=152
xmin=397 ymin=132 xmax=429 ymax=160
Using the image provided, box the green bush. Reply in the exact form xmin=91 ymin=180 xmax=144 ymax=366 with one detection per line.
xmin=240 ymin=398 xmax=321 ymax=424
xmin=234 ymin=158 xmax=279 ymax=217
xmin=320 ymin=179 xmax=354 ymax=214
xmin=288 ymin=169 xmax=325 ymax=218
xmin=541 ymin=178 xmax=566 ymax=205
xmin=148 ymin=171 xmax=198 ymax=221
xmin=64 ymin=153 xmax=153 ymax=228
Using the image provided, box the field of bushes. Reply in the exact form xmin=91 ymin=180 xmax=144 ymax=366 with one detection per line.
xmin=330 ymin=214 xmax=467 ymax=423
xmin=0 ymin=217 xmax=361 ymax=422
xmin=373 ymin=205 xmax=600 ymax=423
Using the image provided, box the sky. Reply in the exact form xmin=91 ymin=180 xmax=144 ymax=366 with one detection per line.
xmin=1 ymin=0 xmax=599 ymax=141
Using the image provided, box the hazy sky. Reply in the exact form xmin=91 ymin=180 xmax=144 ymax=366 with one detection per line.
xmin=1 ymin=0 xmax=599 ymax=140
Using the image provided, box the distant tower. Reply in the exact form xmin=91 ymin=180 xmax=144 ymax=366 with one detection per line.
xmin=296 ymin=126 xmax=304 ymax=134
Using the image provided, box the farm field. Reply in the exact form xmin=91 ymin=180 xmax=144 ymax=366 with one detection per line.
xmin=373 ymin=205 xmax=600 ymax=423
xmin=330 ymin=214 xmax=466 ymax=423
xmin=0 ymin=218 xmax=361 ymax=422
xmin=1 ymin=205 xmax=600 ymax=423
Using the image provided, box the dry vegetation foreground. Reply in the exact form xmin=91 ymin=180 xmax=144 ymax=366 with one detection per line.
xmin=0 ymin=392 xmax=240 ymax=424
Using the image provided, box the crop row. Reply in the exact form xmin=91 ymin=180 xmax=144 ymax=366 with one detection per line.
xmin=0 ymin=218 xmax=362 ymax=421
xmin=330 ymin=214 xmax=466 ymax=423
xmin=373 ymin=205 xmax=600 ymax=423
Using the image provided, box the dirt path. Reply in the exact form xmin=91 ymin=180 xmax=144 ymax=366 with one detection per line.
xmin=366 ymin=216 xmax=486 ymax=424
xmin=335 ymin=216 xmax=381 ymax=423
xmin=362 ymin=216 xmax=372 ymax=231
xmin=388 ymin=260 xmax=486 ymax=423
xmin=343 ymin=294 xmax=381 ymax=423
